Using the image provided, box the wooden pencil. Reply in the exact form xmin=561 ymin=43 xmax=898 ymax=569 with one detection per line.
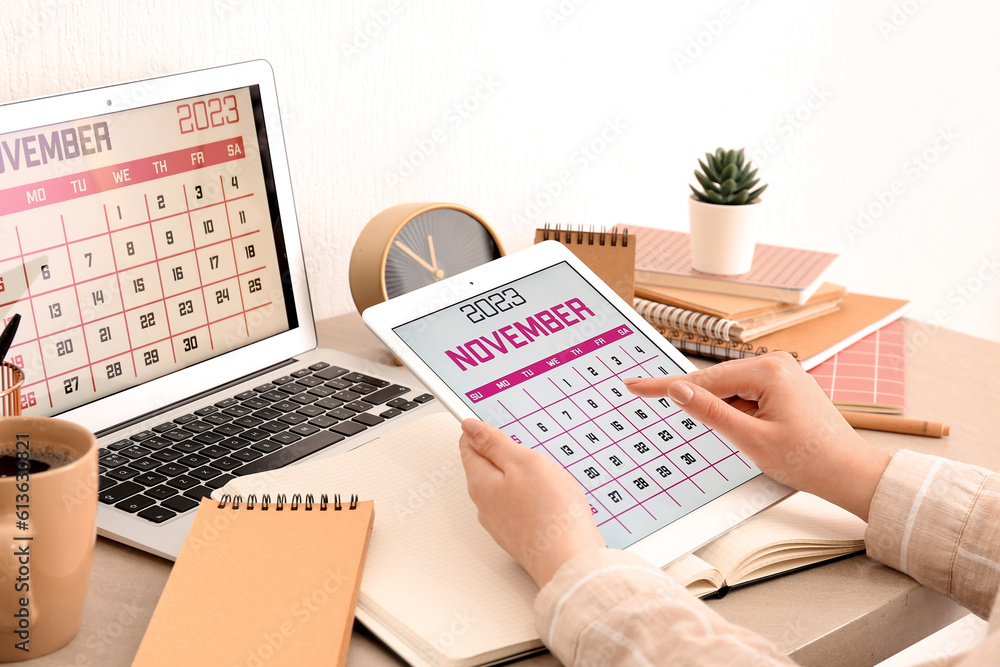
xmin=840 ymin=411 xmax=950 ymax=438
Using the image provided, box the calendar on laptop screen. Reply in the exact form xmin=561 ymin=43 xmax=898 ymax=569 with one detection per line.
xmin=393 ymin=261 xmax=761 ymax=549
xmin=0 ymin=86 xmax=296 ymax=416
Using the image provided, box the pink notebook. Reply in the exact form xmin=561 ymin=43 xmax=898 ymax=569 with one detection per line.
xmin=619 ymin=225 xmax=837 ymax=304
xmin=807 ymin=320 xmax=905 ymax=414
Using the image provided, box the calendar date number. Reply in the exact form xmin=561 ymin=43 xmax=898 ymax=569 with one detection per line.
xmin=458 ymin=288 xmax=526 ymax=324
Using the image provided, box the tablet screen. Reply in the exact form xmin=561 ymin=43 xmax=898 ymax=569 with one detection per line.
xmin=393 ymin=261 xmax=761 ymax=549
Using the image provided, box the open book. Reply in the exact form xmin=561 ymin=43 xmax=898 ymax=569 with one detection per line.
xmin=664 ymin=492 xmax=867 ymax=598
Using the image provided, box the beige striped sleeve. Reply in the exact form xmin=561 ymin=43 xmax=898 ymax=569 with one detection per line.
xmin=865 ymin=450 xmax=1000 ymax=619
xmin=533 ymin=549 xmax=794 ymax=666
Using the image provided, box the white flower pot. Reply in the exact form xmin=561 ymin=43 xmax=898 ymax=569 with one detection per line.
xmin=688 ymin=195 xmax=761 ymax=275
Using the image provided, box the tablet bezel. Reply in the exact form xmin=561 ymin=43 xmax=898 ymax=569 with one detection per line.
xmin=362 ymin=240 xmax=792 ymax=568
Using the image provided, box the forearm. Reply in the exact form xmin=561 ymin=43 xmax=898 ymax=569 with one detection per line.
xmin=534 ymin=549 xmax=796 ymax=666
xmin=865 ymin=450 xmax=1000 ymax=618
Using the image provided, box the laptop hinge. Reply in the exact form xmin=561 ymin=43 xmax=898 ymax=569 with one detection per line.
xmin=94 ymin=357 xmax=298 ymax=440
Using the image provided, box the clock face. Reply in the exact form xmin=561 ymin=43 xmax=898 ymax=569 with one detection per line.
xmin=384 ymin=208 xmax=502 ymax=299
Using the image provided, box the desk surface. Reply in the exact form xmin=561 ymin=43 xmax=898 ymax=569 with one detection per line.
xmin=41 ymin=314 xmax=1000 ymax=667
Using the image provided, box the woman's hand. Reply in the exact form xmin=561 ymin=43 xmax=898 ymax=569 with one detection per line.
xmin=459 ymin=418 xmax=605 ymax=588
xmin=624 ymin=352 xmax=890 ymax=520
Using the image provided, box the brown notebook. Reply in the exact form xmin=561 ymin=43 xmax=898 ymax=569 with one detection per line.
xmin=653 ymin=292 xmax=911 ymax=370
xmin=535 ymin=224 xmax=636 ymax=303
xmin=133 ymin=495 xmax=374 ymax=667
xmin=634 ymin=282 xmax=846 ymax=320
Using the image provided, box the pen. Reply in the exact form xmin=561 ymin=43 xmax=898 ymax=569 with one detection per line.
xmin=840 ymin=410 xmax=950 ymax=438
xmin=0 ymin=314 xmax=21 ymax=365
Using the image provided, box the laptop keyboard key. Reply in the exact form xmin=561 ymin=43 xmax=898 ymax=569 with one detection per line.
xmin=134 ymin=472 xmax=168 ymax=486
xmin=167 ymin=475 xmax=199 ymax=490
xmin=308 ymin=361 xmax=330 ymax=371
xmin=260 ymin=390 xmax=286 ymax=402
xmin=193 ymin=432 xmax=225 ymax=445
xmin=232 ymin=416 xmax=264 ymax=428
xmin=201 ymin=413 xmax=231 ymax=426
xmin=240 ymin=429 xmax=270 ymax=442
xmin=314 ymin=365 xmax=348 ymax=380
xmin=331 ymin=421 xmax=367 ymax=437
xmin=241 ymin=397 xmax=269 ymax=410
xmin=350 ymin=383 xmax=378 ymax=395
xmin=324 ymin=378 xmax=353 ymax=390
xmin=206 ymin=474 xmax=235 ymax=489
xmin=219 ymin=437 xmax=251 ymax=450
xmin=296 ymin=375 xmax=323 ymax=387
xmin=332 ymin=390 xmax=361 ymax=402
xmin=130 ymin=430 xmax=156 ymax=442
xmin=195 ymin=406 xmax=218 ymax=416
xmin=128 ymin=457 xmax=161 ymax=472
xmin=200 ymin=445 xmax=230 ymax=459
xmin=106 ymin=466 xmax=140 ymax=481
xmin=161 ymin=429 xmax=191 ymax=442
xmin=259 ymin=421 xmax=287 ymax=434
xmin=230 ymin=448 xmax=263 ymax=462
xmin=327 ymin=408 xmax=354 ymax=421
xmin=364 ymin=384 xmax=411 ymax=405
xmin=235 ymin=390 xmax=257 ymax=401
xmin=413 ymin=393 xmax=435 ymax=404
xmin=271 ymin=375 xmax=294 ymax=385
xmin=235 ymin=430 xmax=345 ymax=476
xmin=184 ymin=486 xmax=215 ymax=501
xmin=212 ymin=424 xmax=244 ymax=437
xmin=155 ymin=463 xmax=189 ymax=477
xmin=138 ymin=506 xmax=177 ymax=524
xmin=250 ymin=440 xmax=283 ymax=454
xmin=288 ymin=393 xmax=316 ymax=405
xmin=177 ymin=454 xmax=210 ymax=468
xmin=308 ymin=416 xmax=338 ymax=429
xmin=289 ymin=424 xmax=320 ymax=437
xmin=278 ymin=412 xmax=307 ymax=425
xmin=254 ymin=383 xmax=277 ymax=393
xmin=296 ymin=405 xmax=325 ymax=417
xmin=215 ymin=397 xmax=239 ymax=409
xmin=306 ymin=385 xmax=336 ymax=398
xmin=119 ymin=445 xmax=151 ymax=459
xmin=107 ymin=439 xmax=134 ymax=450
xmin=99 ymin=453 xmax=129 ymax=468
xmin=146 ymin=484 xmax=178 ymax=500
xmin=344 ymin=401 xmax=374 ymax=413
xmin=271 ymin=400 xmax=297 ymax=412
xmin=152 ymin=422 xmax=177 ymax=433
xmin=172 ymin=441 xmax=204 ymax=454
xmin=115 ymin=495 xmax=156 ymax=513
xmin=181 ymin=421 xmax=212 ymax=434
xmin=99 ymin=481 xmax=142 ymax=504
xmin=353 ymin=413 xmax=385 ymax=427
xmin=380 ymin=408 xmax=403 ymax=419
xmin=270 ymin=432 xmax=301 ymax=445
xmin=151 ymin=448 xmax=183 ymax=462
xmin=342 ymin=372 xmax=389 ymax=387
xmin=162 ymin=495 xmax=199 ymax=513
xmin=210 ymin=457 xmax=242 ymax=472
xmin=223 ymin=405 xmax=252 ymax=417
xmin=277 ymin=383 xmax=308 ymax=395
xmin=140 ymin=436 xmax=172 ymax=450
xmin=291 ymin=368 xmax=312 ymax=378
xmin=254 ymin=408 xmax=282 ymax=421
xmin=189 ymin=466 xmax=222 ymax=481
xmin=315 ymin=397 xmax=344 ymax=410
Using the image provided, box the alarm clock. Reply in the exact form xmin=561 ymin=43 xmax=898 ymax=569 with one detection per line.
xmin=349 ymin=203 xmax=506 ymax=314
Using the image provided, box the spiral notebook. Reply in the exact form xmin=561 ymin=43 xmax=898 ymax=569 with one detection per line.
xmin=535 ymin=224 xmax=636 ymax=302
xmin=652 ymin=292 xmax=911 ymax=371
xmin=133 ymin=495 xmax=374 ymax=667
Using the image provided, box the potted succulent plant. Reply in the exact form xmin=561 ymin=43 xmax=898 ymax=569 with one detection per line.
xmin=688 ymin=148 xmax=767 ymax=275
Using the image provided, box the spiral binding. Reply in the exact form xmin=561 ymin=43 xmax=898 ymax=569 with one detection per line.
xmin=540 ymin=223 xmax=629 ymax=247
xmin=660 ymin=329 xmax=799 ymax=362
xmin=634 ymin=297 xmax=739 ymax=342
xmin=217 ymin=493 xmax=361 ymax=510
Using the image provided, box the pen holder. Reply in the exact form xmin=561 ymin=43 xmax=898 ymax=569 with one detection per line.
xmin=0 ymin=361 xmax=24 ymax=416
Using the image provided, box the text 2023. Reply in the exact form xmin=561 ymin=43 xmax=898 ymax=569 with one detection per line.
xmin=459 ymin=288 xmax=526 ymax=323
xmin=177 ymin=96 xmax=239 ymax=134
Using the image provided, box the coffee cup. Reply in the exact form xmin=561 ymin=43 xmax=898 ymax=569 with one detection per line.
xmin=0 ymin=417 xmax=98 ymax=661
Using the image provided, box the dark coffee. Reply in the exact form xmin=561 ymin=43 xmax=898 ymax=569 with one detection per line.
xmin=0 ymin=442 xmax=76 ymax=477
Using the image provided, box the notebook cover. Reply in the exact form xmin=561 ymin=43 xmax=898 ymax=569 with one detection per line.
xmin=622 ymin=225 xmax=837 ymax=304
xmin=535 ymin=226 xmax=636 ymax=303
xmin=133 ymin=497 xmax=374 ymax=667
xmin=808 ymin=320 xmax=905 ymax=414
xmin=634 ymin=282 xmax=846 ymax=320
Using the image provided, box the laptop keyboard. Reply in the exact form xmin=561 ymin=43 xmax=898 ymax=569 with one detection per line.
xmin=97 ymin=361 xmax=434 ymax=525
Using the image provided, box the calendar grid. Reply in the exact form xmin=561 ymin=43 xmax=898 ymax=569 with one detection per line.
xmin=483 ymin=330 xmax=756 ymax=538
xmin=60 ymin=215 xmax=98 ymax=391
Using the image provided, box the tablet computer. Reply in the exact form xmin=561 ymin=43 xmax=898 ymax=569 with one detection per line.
xmin=362 ymin=241 xmax=791 ymax=567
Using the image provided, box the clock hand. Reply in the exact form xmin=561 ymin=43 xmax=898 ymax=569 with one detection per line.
xmin=394 ymin=240 xmax=436 ymax=273
xmin=427 ymin=236 xmax=445 ymax=280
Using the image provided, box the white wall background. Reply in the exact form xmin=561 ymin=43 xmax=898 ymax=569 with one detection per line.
xmin=3 ymin=0 xmax=999 ymax=343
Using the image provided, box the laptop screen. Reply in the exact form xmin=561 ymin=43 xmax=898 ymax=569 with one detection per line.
xmin=0 ymin=83 xmax=298 ymax=417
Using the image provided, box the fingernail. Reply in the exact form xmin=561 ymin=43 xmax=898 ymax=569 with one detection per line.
xmin=668 ymin=381 xmax=694 ymax=405
xmin=622 ymin=377 xmax=642 ymax=385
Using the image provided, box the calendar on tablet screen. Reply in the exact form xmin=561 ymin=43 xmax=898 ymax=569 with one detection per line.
xmin=393 ymin=262 xmax=761 ymax=549
xmin=0 ymin=86 xmax=295 ymax=416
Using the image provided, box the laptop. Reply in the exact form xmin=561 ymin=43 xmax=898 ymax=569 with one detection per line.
xmin=0 ymin=60 xmax=441 ymax=559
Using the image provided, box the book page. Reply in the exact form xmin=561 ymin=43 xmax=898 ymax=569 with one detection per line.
xmin=662 ymin=552 xmax=724 ymax=597
xmin=216 ymin=412 xmax=540 ymax=667
xmin=694 ymin=492 xmax=866 ymax=584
